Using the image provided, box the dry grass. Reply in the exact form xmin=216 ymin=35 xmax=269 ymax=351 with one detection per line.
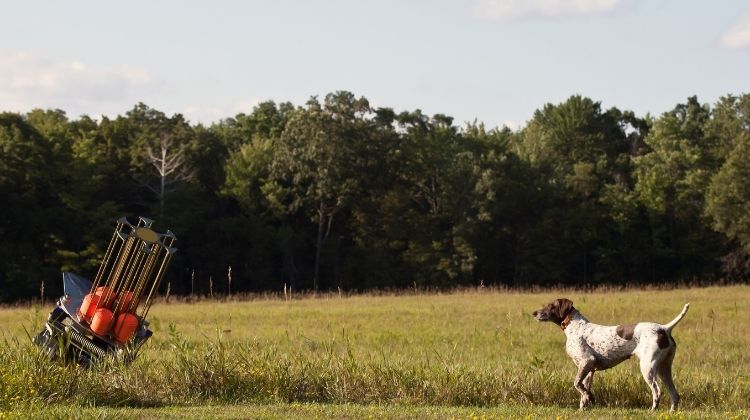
xmin=1 ymin=285 xmax=748 ymax=417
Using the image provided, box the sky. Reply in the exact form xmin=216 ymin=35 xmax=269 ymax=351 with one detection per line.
xmin=1 ymin=0 xmax=749 ymax=129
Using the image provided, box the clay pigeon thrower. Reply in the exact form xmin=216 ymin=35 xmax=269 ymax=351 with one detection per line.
xmin=34 ymin=217 xmax=177 ymax=366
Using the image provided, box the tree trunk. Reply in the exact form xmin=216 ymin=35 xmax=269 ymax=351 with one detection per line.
xmin=313 ymin=204 xmax=325 ymax=292
xmin=583 ymin=243 xmax=588 ymax=284
xmin=160 ymin=161 xmax=165 ymax=220
xmin=511 ymin=232 xmax=521 ymax=287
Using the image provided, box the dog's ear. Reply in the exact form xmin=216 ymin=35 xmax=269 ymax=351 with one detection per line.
xmin=555 ymin=298 xmax=574 ymax=319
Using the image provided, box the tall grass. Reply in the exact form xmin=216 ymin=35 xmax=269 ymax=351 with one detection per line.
xmin=1 ymin=286 xmax=748 ymax=412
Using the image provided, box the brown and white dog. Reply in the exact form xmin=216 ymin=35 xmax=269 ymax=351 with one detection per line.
xmin=532 ymin=298 xmax=689 ymax=411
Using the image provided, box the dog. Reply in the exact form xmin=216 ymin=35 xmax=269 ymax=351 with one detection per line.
xmin=532 ymin=298 xmax=689 ymax=411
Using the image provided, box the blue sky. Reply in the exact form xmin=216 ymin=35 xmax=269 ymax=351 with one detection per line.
xmin=1 ymin=0 xmax=749 ymax=129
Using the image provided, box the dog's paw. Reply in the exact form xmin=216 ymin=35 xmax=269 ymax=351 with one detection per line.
xmin=579 ymin=393 xmax=594 ymax=410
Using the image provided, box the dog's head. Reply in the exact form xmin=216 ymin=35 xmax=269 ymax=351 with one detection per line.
xmin=532 ymin=298 xmax=575 ymax=326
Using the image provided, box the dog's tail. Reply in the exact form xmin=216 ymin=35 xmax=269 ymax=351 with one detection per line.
xmin=663 ymin=303 xmax=690 ymax=332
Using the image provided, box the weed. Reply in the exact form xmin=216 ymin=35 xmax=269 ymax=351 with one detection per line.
xmin=0 ymin=285 xmax=747 ymax=413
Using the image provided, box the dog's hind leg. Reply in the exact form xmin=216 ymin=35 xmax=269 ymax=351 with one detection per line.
xmin=657 ymin=344 xmax=679 ymax=411
xmin=639 ymin=357 xmax=662 ymax=410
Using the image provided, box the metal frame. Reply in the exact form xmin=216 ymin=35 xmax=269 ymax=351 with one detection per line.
xmin=33 ymin=217 xmax=177 ymax=367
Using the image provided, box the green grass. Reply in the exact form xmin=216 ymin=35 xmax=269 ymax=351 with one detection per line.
xmin=1 ymin=286 xmax=749 ymax=418
xmin=7 ymin=401 xmax=749 ymax=419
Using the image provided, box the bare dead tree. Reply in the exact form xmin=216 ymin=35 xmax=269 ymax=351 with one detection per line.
xmin=144 ymin=134 xmax=195 ymax=220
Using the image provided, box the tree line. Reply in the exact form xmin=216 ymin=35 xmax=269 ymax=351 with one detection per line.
xmin=1 ymin=92 xmax=749 ymax=301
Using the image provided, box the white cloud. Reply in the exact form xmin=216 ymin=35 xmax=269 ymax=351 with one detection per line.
xmin=471 ymin=0 xmax=628 ymax=22
xmin=232 ymin=98 xmax=261 ymax=114
xmin=180 ymin=98 xmax=262 ymax=125
xmin=0 ymin=52 xmax=161 ymax=117
xmin=720 ymin=10 xmax=750 ymax=49
xmin=182 ymin=105 xmax=226 ymax=125
xmin=501 ymin=120 xmax=518 ymax=130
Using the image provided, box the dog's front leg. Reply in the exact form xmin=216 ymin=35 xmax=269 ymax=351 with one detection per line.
xmin=574 ymin=358 xmax=596 ymax=409
xmin=582 ymin=370 xmax=595 ymax=405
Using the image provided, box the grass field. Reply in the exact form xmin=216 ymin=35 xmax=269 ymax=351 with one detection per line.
xmin=1 ymin=285 xmax=749 ymax=418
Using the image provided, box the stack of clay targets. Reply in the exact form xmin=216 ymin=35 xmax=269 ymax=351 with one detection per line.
xmin=77 ymin=217 xmax=177 ymax=344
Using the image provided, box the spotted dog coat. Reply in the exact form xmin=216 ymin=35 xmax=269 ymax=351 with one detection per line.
xmin=532 ymin=299 xmax=689 ymax=411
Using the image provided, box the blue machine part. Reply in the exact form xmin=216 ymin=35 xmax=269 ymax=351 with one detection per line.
xmin=60 ymin=272 xmax=92 ymax=318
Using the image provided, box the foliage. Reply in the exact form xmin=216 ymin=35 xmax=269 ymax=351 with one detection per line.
xmin=2 ymin=93 xmax=750 ymax=301
xmin=706 ymin=133 xmax=750 ymax=250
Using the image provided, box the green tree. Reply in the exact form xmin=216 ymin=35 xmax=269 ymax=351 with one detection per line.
xmin=463 ymin=124 xmax=548 ymax=286
xmin=703 ymin=94 xmax=750 ymax=280
xmin=220 ymin=102 xmax=304 ymax=291
xmin=0 ymin=112 xmax=64 ymax=299
xmin=265 ymin=92 xmax=376 ymax=290
xmin=514 ymin=96 xmax=637 ymax=284
xmin=26 ymin=110 xmax=119 ymax=276
xmin=213 ymin=101 xmax=294 ymax=152
xmin=705 ymin=133 xmax=750 ymax=249
xmin=124 ymin=103 xmax=197 ymax=221
xmin=634 ymin=96 xmax=723 ymax=279
xmin=388 ymin=112 xmax=482 ymax=285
